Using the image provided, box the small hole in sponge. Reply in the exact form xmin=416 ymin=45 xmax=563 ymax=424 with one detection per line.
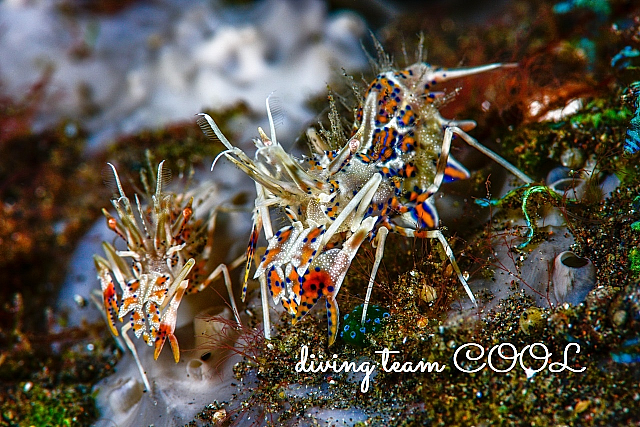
xmin=560 ymin=252 xmax=589 ymax=268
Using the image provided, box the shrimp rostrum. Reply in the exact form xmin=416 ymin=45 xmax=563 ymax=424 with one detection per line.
xmin=198 ymin=59 xmax=532 ymax=346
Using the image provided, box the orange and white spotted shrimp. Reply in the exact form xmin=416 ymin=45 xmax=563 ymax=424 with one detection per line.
xmin=93 ymin=160 xmax=243 ymax=390
xmin=197 ymin=51 xmax=532 ymax=346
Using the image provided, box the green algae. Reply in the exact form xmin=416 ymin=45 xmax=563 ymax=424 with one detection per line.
xmin=569 ymin=98 xmax=633 ymax=129
xmin=2 ymin=383 xmax=97 ymax=427
xmin=0 ymin=288 xmax=119 ymax=426
xmin=498 ymin=95 xmax=631 ymax=180
xmin=629 ymin=248 xmax=640 ymax=272
xmin=0 ymin=328 xmax=118 ymax=427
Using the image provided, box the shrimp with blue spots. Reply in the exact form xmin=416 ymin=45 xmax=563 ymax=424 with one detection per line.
xmin=198 ymin=47 xmax=532 ymax=345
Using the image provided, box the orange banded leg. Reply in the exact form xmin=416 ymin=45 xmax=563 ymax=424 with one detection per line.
xmin=94 ymin=256 xmax=120 ymax=336
xmin=242 ymin=214 xmax=262 ymax=302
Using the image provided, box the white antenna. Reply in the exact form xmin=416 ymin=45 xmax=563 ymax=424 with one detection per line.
xmin=210 ymin=149 xmax=233 ymax=172
xmin=266 ymin=93 xmax=279 ymax=145
xmin=196 ymin=113 xmax=234 ymax=151
xmin=107 ymin=162 xmax=126 ymax=199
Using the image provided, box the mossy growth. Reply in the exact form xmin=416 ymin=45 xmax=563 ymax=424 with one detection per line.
xmin=0 ymin=290 xmax=119 ymax=427
xmin=629 ymin=247 xmax=640 ymax=272
xmin=569 ymin=98 xmax=633 ymax=129
xmin=498 ymin=95 xmax=632 ymax=180
xmin=1 ymin=382 xmax=97 ymax=426
xmin=629 ymin=195 xmax=640 ymax=273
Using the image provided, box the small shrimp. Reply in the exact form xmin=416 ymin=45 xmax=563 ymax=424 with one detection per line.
xmin=94 ymin=158 xmax=243 ymax=390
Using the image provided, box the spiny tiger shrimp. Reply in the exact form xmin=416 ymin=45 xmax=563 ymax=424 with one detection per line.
xmin=198 ymin=49 xmax=532 ymax=345
xmin=94 ymin=158 xmax=243 ymax=390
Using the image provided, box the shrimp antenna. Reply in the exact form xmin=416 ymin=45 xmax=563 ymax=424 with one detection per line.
xmin=107 ymin=162 xmax=126 ymax=199
xmin=266 ymin=93 xmax=280 ymax=145
xmin=197 ymin=113 xmax=234 ymax=151
xmin=210 ymin=149 xmax=233 ymax=172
